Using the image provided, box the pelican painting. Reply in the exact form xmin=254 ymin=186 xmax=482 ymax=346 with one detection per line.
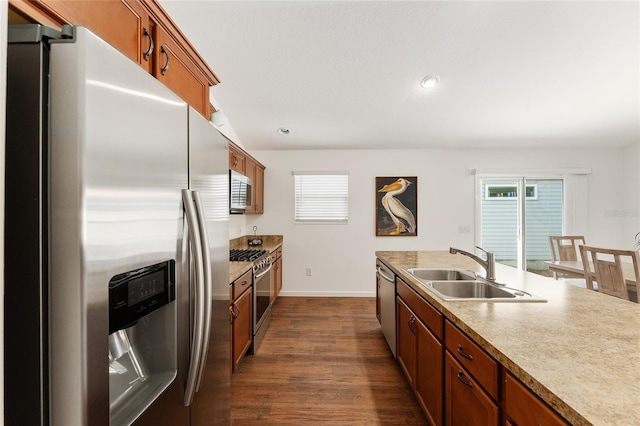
xmin=376 ymin=177 xmax=417 ymax=236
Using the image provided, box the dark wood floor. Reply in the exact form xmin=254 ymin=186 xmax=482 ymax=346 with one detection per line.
xmin=231 ymin=297 xmax=428 ymax=425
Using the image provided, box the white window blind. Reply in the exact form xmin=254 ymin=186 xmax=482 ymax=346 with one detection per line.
xmin=294 ymin=172 xmax=349 ymax=223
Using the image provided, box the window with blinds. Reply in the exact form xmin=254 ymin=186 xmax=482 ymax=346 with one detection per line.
xmin=293 ymin=172 xmax=349 ymax=223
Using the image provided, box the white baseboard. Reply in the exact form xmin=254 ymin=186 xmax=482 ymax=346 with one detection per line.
xmin=278 ymin=290 xmax=376 ymax=297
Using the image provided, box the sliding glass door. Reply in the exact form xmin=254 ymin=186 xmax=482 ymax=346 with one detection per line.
xmin=478 ymin=177 xmax=563 ymax=275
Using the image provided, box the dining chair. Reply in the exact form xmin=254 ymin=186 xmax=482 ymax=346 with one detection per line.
xmin=578 ymin=245 xmax=640 ymax=301
xmin=548 ymin=236 xmax=586 ymax=280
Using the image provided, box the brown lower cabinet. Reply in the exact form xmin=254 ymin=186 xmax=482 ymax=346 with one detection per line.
xmin=503 ymin=372 xmax=569 ymax=426
xmin=274 ymin=248 xmax=283 ymax=297
xmin=444 ymin=352 xmax=499 ymax=426
xmin=230 ymin=270 xmax=253 ymax=372
xmin=396 ymin=280 xmax=443 ymax=426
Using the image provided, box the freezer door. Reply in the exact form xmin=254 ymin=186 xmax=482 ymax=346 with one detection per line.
xmin=47 ymin=27 xmax=189 ymax=426
xmin=5 ymin=37 xmax=51 ymax=426
xmin=187 ymin=107 xmax=231 ymax=425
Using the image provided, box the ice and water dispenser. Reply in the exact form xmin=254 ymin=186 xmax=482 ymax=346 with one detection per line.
xmin=108 ymin=260 xmax=177 ymax=425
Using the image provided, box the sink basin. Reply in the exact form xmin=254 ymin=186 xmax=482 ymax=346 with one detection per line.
xmin=426 ymin=280 xmax=546 ymax=302
xmin=404 ymin=268 xmax=546 ymax=302
xmin=405 ymin=268 xmax=476 ymax=281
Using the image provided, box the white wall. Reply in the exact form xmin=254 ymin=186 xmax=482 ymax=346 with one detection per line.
xmin=244 ymin=146 xmax=633 ymax=297
xmin=622 ymin=142 xmax=640 ymax=247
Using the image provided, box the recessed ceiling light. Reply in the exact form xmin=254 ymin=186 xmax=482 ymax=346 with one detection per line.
xmin=277 ymin=127 xmax=291 ymax=135
xmin=420 ymin=75 xmax=440 ymax=89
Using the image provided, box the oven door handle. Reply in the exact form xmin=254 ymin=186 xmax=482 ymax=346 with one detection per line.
xmin=254 ymin=263 xmax=273 ymax=280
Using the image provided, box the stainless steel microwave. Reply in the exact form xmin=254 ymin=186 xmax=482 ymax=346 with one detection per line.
xmin=230 ymin=170 xmax=252 ymax=213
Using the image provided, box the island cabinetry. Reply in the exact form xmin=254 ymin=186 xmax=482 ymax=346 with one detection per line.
xmin=503 ymin=372 xmax=569 ymax=426
xmin=396 ymin=278 xmax=444 ymax=426
xmin=444 ymin=352 xmax=499 ymax=426
xmin=9 ymin=0 xmax=219 ymax=117
xmin=444 ymin=320 xmax=499 ymax=426
xmin=230 ymin=269 xmax=252 ymax=372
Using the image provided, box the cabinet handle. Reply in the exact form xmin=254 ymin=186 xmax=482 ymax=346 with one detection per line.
xmin=160 ymin=46 xmax=170 ymax=75
xmin=142 ymin=27 xmax=154 ymax=61
xmin=456 ymin=371 xmax=473 ymax=388
xmin=229 ymin=305 xmax=235 ymax=322
xmin=457 ymin=344 xmax=474 ymax=361
xmin=241 ymin=280 xmax=249 ymax=286
xmin=408 ymin=316 xmax=416 ymax=334
xmin=230 ymin=304 xmax=239 ymax=319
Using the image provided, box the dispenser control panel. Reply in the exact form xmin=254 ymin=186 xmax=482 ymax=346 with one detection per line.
xmin=109 ymin=260 xmax=176 ymax=334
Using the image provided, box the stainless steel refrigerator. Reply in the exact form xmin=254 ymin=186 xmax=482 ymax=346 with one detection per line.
xmin=5 ymin=25 xmax=230 ymax=425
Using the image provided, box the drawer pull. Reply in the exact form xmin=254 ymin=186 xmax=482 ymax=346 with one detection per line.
xmin=241 ymin=280 xmax=249 ymax=286
xmin=457 ymin=371 xmax=473 ymax=388
xmin=457 ymin=344 xmax=474 ymax=360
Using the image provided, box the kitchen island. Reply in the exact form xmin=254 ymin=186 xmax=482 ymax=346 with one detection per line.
xmin=376 ymin=250 xmax=640 ymax=426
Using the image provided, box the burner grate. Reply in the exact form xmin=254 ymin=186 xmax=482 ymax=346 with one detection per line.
xmin=229 ymin=249 xmax=268 ymax=262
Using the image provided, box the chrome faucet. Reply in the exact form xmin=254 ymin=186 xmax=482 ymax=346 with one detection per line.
xmin=449 ymin=246 xmax=496 ymax=282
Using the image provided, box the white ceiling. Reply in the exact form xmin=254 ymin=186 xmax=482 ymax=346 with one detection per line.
xmin=160 ymin=1 xmax=639 ymax=151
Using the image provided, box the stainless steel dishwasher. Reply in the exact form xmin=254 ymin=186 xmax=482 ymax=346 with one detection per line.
xmin=376 ymin=260 xmax=396 ymax=358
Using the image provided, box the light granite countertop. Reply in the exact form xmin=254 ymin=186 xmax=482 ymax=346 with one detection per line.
xmin=376 ymin=250 xmax=640 ymax=426
xmin=229 ymin=235 xmax=283 ymax=283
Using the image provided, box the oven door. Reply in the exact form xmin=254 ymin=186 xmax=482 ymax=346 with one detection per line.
xmin=252 ymin=262 xmax=272 ymax=353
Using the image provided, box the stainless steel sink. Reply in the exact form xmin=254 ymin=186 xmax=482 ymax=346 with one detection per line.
xmin=404 ymin=268 xmax=546 ymax=302
xmin=405 ymin=268 xmax=476 ymax=281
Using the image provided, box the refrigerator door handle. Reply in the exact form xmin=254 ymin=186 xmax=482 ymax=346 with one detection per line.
xmin=191 ymin=191 xmax=213 ymax=392
xmin=182 ymin=189 xmax=206 ymax=406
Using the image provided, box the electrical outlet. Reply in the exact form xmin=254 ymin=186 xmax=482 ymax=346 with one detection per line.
xmin=306 ymin=267 xmax=312 ymax=276
xmin=459 ymin=225 xmax=470 ymax=234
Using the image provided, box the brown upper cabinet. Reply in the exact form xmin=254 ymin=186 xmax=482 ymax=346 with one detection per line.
xmin=8 ymin=0 xmax=219 ymax=117
xmin=228 ymin=142 xmax=265 ymax=215
xmin=244 ymin=157 xmax=265 ymax=214
xmin=229 ymin=145 xmax=246 ymax=174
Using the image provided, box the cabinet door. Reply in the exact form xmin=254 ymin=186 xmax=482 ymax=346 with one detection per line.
xmin=229 ymin=146 xmax=245 ymax=174
xmin=504 ymin=372 xmax=569 ymax=426
xmin=13 ymin=0 xmax=152 ymax=70
xmin=269 ymin=252 xmax=277 ymax=303
xmin=445 ymin=352 xmax=499 ymax=426
xmin=252 ymin=164 xmax=265 ymax=214
xmin=376 ymin=272 xmax=381 ymax=323
xmin=415 ymin=319 xmax=444 ymax=426
xmin=396 ymin=297 xmax=416 ymax=386
xmin=244 ymin=157 xmax=257 ymax=213
xmin=275 ymin=255 xmax=282 ymax=296
xmin=231 ymin=286 xmax=253 ymax=372
xmin=154 ymin=24 xmax=210 ymax=117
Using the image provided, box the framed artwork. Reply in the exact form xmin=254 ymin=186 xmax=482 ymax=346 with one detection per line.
xmin=376 ymin=176 xmax=418 ymax=236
